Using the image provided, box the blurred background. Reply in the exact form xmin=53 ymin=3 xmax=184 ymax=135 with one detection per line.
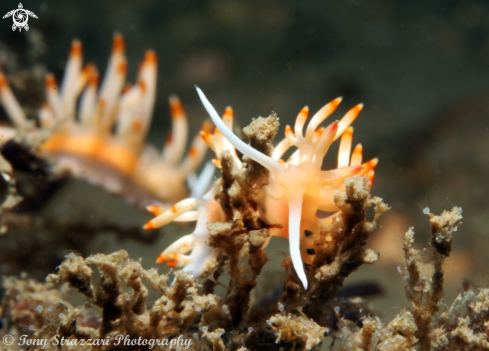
xmin=1 ymin=0 xmax=489 ymax=320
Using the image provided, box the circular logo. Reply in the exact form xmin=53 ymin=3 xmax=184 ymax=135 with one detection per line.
xmin=3 ymin=334 xmax=14 ymax=345
xmin=12 ymin=9 xmax=28 ymax=27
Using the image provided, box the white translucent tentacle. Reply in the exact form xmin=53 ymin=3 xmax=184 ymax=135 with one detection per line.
xmin=196 ymin=86 xmax=284 ymax=176
xmin=191 ymin=161 xmax=215 ymax=198
xmin=288 ymin=195 xmax=308 ymax=290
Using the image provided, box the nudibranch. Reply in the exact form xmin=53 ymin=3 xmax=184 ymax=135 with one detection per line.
xmin=145 ymin=162 xmax=225 ymax=277
xmin=196 ymin=87 xmax=377 ymax=290
xmin=145 ymin=88 xmax=377 ymax=290
xmin=0 ymin=34 xmax=208 ymax=204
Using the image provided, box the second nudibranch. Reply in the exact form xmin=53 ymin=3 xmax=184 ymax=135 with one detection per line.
xmin=0 ymin=34 xmax=208 ymax=204
xmin=196 ymin=87 xmax=377 ymax=290
xmin=144 ymin=162 xmax=225 ymax=277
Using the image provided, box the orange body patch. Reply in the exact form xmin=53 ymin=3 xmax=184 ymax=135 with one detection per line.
xmin=41 ymin=132 xmax=139 ymax=175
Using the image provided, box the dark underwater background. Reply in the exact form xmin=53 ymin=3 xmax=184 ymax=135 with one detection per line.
xmin=1 ymin=0 xmax=488 ymax=322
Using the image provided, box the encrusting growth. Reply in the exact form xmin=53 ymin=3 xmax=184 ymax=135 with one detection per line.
xmin=0 ymin=34 xmax=209 ymax=205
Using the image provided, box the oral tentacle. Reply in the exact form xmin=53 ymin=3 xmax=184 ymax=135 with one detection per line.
xmin=196 ymin=86 xmax=284 ymax=176
xmin=288 ymin=195 xmax=308 ymax=290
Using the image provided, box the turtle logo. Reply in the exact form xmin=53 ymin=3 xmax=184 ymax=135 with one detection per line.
xmin=3 ymin=3 xmax=38 ymax=32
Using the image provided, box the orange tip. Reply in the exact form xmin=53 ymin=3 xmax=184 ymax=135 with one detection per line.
xmin=298 ymin=106 xmax=309 ymax=119
xmin=328 ymin=121 xmax=339 ymax=134
xmin=201 ymin=120 xmax=213 ymax=134
xmin=331 ymin=97 xmax=343 ymax=109
xmin=348 ymin=103 xmax=364 ymax=118
xmin=0 ymin=74 xmax=8 ymax=89
xmin=147 ymin=205 xmax=163 ymax=216
xmin=200 ymin=130 xmax=212 ymax=143
xmin=45 ymin=74 xmax=58 ymax=89
xmin=212 ymin=159 xmax=221 ymax=167
xmin=143 ymin=221 xmax=155 ymax=230
xmin=223 ymin=107 xmax=233 ymax=120
xmin=144 ymin=50 xmax=157 ymax=64
xmin=363 ymin=158 xmax=379 ymax=171
xmin=366 ymin=170 xmax=375 ymax=186
xmin=112 ymin=33 xmax=125 ymax=53
xmin=166 ymin=261 xmax=177 ymax=268
xmin=285 ymin=125 xmax=294 ymax=137
xmin=70 ymin=40 xmax=82 ymax=57
xmin=169 ymin=95 xmax=184 ymax=118
xmin=156 ymin=254 xmax=169 ymax=264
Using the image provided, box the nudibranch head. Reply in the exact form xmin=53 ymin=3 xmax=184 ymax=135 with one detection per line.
xmin=0 ymin=34 xmax=208 ymax=205
xmin=196 ymin=87 xmax=377 ymax=290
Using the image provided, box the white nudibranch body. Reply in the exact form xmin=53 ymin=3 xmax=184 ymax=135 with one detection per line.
xmin=0 ymin=34 xmax=209 ymax=204
xmin=196 ymin=87 xmax=377 ymax=290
